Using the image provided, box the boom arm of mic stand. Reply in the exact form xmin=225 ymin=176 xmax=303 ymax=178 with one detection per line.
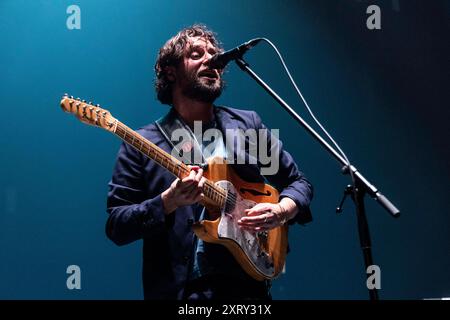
xmin=234 ymin=57 xmax=400 ymax=217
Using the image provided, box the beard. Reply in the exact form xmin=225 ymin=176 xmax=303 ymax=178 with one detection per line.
xmin=181 ymin=70 xmax=224 ymax=103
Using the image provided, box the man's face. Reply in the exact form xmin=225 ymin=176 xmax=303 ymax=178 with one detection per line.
xmin=175 ymin=36 xmax=224 ymax=103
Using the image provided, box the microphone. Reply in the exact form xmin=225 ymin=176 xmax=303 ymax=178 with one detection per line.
xmin=208 ymin=38 xmax=262 ymax=69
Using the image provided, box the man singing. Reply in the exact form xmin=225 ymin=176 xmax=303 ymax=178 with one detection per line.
xmin=106 ymin=24 xmax=313 ymax=300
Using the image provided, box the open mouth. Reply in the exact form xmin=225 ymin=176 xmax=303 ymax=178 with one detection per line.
xmin=198 ymin=70 xmax=218 ymax=79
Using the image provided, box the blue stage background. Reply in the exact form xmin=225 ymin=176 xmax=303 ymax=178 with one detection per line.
xmin=0 ymin=0 xmax=449 ymax=299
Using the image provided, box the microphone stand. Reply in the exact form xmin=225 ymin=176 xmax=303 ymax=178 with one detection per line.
xmin=234 ymin=57 xmax=400 ymax=300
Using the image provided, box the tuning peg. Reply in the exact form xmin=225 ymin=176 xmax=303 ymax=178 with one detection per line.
xmin=82 ymin=99 xmax=86 ymax=103
xmin=88 ymin=101 xmax=92 ymax=105
xmin=69 ymin=95 xmax=74 ymax=99
xmin=63 ymin=93 xmax=68 ymax=97
xmin=96 ymin=104 xmax=101 ymax=107
xmin=76 ymin=97 xmax=80 ymax=101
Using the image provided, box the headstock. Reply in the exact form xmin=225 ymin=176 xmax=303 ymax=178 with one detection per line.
xmin=60 ymin=94 xmax=117 ymax=132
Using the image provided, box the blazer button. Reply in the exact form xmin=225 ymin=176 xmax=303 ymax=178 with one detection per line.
xmin=187 ymin=218 xmax=194 ymax=226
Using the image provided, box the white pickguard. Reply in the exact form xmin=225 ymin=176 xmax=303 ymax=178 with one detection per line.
xmin=215 ymin=180 xmax=275 ymax=278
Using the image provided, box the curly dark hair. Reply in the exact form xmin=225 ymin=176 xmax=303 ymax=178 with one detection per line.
xmin=154 ymin=24 xmax=223 ymax=105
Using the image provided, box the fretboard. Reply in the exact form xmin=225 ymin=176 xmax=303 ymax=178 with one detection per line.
xmin=113 ymin=121 xmax=226 ymax=209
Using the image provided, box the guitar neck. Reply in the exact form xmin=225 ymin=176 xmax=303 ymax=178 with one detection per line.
xmin=112 ymin=121 xmax=226 ymax=209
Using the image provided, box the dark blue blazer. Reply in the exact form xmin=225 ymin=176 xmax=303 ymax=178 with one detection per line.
xmin=106 ymin=106 xmax=313 ymax=299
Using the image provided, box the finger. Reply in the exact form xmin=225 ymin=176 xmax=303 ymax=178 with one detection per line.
xmin=249 ymin=203 xmax=273 ymax=212
xmin=173 ymin=178 xmax=181 ymax=188
xmin=241 ymin=220 xmax=275 ymax=231
xmin=187 ymin=165 xmax=200 ymax=179
xmin=181 ymin=167 xmax=202 ymax=187
xmin=240 ymin=212 xmax=277 ymax=225
xmin=187 ymin=186 xmax=202 ymax=202
xmin=198 ymin=177 xmax=206 ymax=189
xmin=172 ymin=178 xmax=185 ymax=194
xmin=194 ymin=190 xmax=205 ymax=202
xmin=182 ymin=181 xmax=199 ymax=194
xmin=194 ymin=168 xmax=203 ymax=182
xmin=195 ymin=177 xmax=205 ymax=194
xmin=181 ymin=170 xmax=197 ymax=184
xmin=239 ymin=213 xmax=270 ymax=225
xmin=239 ymin=225 xmax=265 ymax=233
xmin=177 ymin=179 xmax=195 ymax=192
xmin=189 ymin=191 xmax=203 ymax=203
xmin=245 ymin=203 xmax=272 ymax=216
xmin=189 ymin=168 xmax=197 ymax=179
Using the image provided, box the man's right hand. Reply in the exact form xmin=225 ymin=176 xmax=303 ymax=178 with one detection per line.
xmin=161 ymin=166 xmax=205 ymax=214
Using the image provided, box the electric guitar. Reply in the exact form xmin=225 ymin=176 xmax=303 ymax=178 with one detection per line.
xmin=60 ymin=95 xmax=288 ymax=281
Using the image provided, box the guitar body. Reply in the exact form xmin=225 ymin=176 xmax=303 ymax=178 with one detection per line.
xmin=193 ymin=156 xmax=288 ymax=281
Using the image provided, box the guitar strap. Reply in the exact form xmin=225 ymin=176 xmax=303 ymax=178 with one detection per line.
xmin=155 ymin=107 xmax=208 ymax=169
